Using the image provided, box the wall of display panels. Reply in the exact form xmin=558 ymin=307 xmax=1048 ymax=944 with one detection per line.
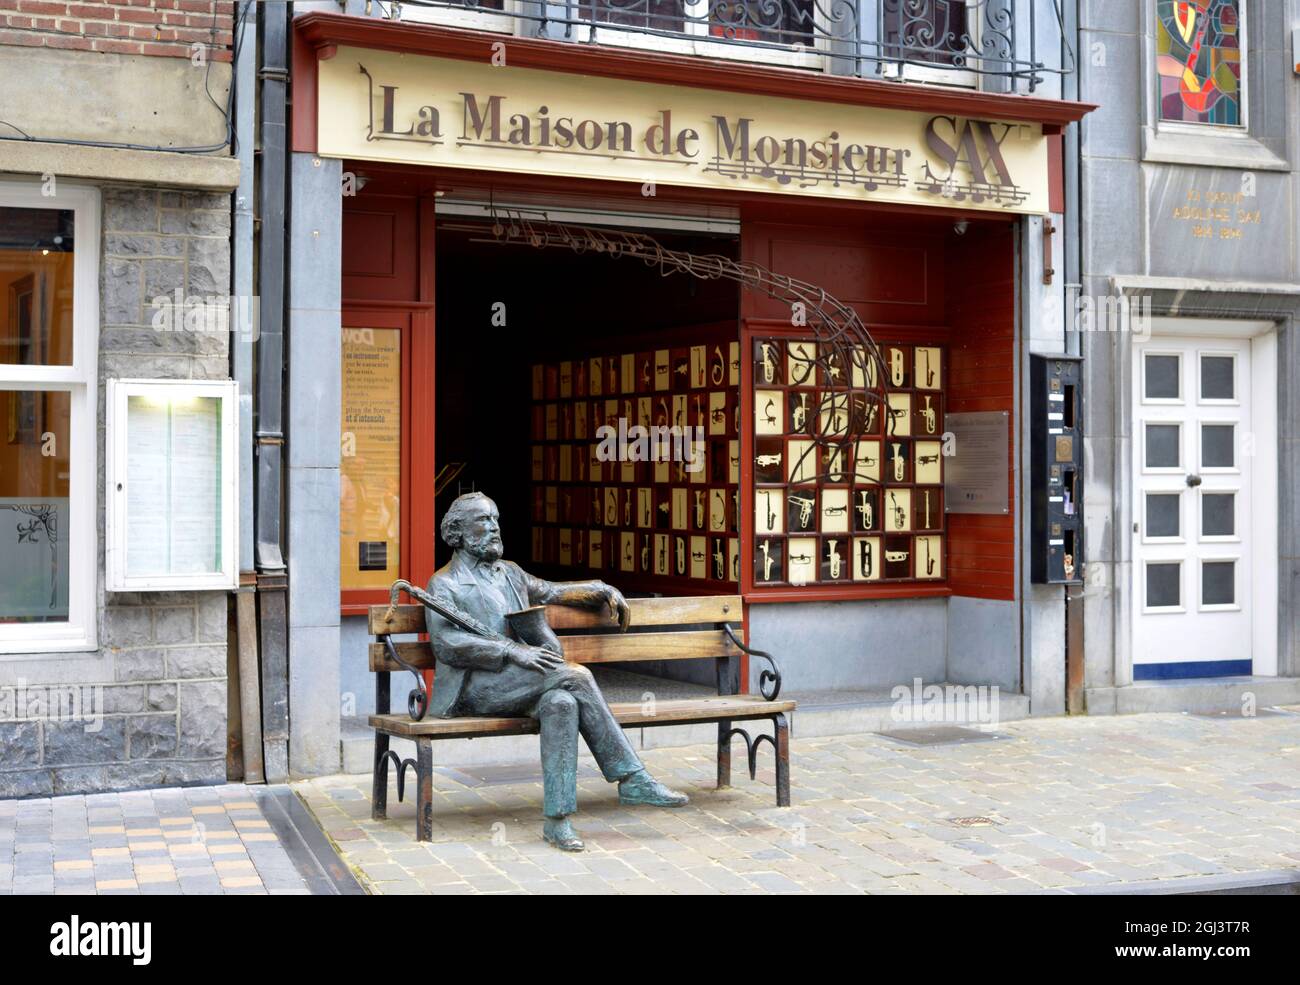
xmin=750 ymin=337 xmax=946 ymax=587
xmin=529 ymin=334 xmax=742 ymax=589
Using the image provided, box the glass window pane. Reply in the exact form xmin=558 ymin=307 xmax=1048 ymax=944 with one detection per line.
xmin=1145 ymin=493 xmax=1180 ymax=537
xmin=1146 ymin=562 xmax=1181 ymax=608
xmin=1202 ymin=424 xmax=1235 ymax=468
xmin=1202 ymin=560 xmax=1235 ymax=606
xmin=1156 ymin=0 xmax=1244 ymax=127
xmin=1144 ymin=354 xmax=1180 ymax=399
xmin=0 ymin=389 xmax=71 ymax=622
xmin=0 ymin=207 xmax=75 ymax=366
xmin=1202 ymin=493 xmax=1235 ymax=537
xmin=1145 ymin=424 xmax=1180 ymax=468
xmin=1200 ymin=356 xmax=1234 ymax=400
xmin=125 ymin=394 xmax=224 ymax=577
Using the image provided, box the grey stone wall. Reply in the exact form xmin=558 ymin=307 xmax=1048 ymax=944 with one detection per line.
xmin=0 ymin=185 xmax=232 ymax=798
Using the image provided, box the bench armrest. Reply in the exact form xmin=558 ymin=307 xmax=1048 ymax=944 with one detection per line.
xmin=723 ymin=624 xmax=782 ymax=701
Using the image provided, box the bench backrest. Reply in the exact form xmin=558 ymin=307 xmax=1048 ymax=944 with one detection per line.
xmin=368 ymin=595 xmax=744 ymax=674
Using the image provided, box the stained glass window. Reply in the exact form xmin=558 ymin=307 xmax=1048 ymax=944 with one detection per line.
xmin=1156 ymin=0 xmax=1244 ymax=126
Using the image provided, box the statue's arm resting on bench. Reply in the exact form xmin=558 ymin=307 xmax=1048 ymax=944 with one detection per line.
xmin=517 ymin=567 xmax=631 ymax=631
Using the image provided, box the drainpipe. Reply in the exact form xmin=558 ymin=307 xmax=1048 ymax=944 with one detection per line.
xmin=232 ymin=0 xmax=264 ymax=783
xmin=256 ymin=0 xmax=290 ymax=782
xmin=1062 ymin=0 xmax=1085 ymax=713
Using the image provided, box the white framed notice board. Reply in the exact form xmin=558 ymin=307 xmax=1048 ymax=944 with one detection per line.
xmin=105 ymin=379 xmax=238 ymax=591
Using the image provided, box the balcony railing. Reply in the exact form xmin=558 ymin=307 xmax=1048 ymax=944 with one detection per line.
xmin=395 ymin=0 xmax=1075 ymax=93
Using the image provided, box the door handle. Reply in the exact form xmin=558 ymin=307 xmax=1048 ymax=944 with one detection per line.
xmin=1186 ymin=474 xmax=1202 ymax=488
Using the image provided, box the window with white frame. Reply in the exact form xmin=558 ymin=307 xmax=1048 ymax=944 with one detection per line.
xmin=0 ymin=182 xmax=99 ymax=654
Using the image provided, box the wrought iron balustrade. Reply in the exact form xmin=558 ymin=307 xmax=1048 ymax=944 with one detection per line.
xmin=396 ymin=0 xmax=1074 ymax=92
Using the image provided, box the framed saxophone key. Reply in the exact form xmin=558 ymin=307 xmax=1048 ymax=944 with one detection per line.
xmin=729 ymin=342 xmax=740 ymax=387
xmin=754 ymin=536 xmax=783 ymax=584
xmin=754 ymin=437 xmax=783 ymax=483
xmin=710 ymin=536 xmax=728 ymax=580
xmin=689 ymin=535 xmax=707 ymax=579
xmin=914 ymin=347 xmax=941 ymax=390
xmin=671 ymin=487 xmax=687 ymax=530
xmin=559 ymin=361 xmax=573 ymax=399
xmin=654 ymin=533 xmax=669 ymax=576
xmin=817 ymin=392 xmax=850 ymax=439
xmin=787 ymin=439 xmax=816 ymax=484
xmin=885 ymin=345 xmax=910 ymax=389
xmin=915 ymin=488 xmax=943 ymax=531
xmin=653 ymin=349 xmax=670 ymax=391
xmin=822 ymin=442 xmax=848 ymax=483
xmin=633 ymin=350 xmax=652 ymax=393
xmin=885 ymin=488 xmax=912 ymax=532
xmin=786 ymin=537 xmax=818 ymax=585
xmin=787 ymin=341 xmax=817 ymax=387
xmin=709 ymin=487 xmax=728 ymax=533
xmin=755 ymin=390 xmax=783 ymax=435
xmin=914 ymin=393 xmax=941 ymax=437
xmin=787 ymin=389 xmax=814 ymax=434
xmin=690 ymin=345 xmax=707 ymax=389
xmin=729 ymin=537 xmax=740 ymax=582
xmin=544 ymin=486 xmax=558 ymax=524
xmin=883 ymin=534 xmax=912 ymax=579
xmin=709 ymin=343 xmax=728 ymax=388
xmin=820 ymin=488 xmax=850 ymax=533
xmin=852 ymin=488 xmax=879 ymax=532
xmin=558 ymin=528 xmax=573 ymax=566
xmin=621 ymin=353 xmax=636 ymax=394
xmin=708 ymin=391 xmax=728 ymax=435
xmin=852 ymin=536 xmax=881 ymax=581
xmin=915 ymin=535 xmax=943 ymax=579
xmin=886 ymin=440 xmax=911 ymax=484
xmin=821 ymin=536 xmax=848 ymax=581
xmin=786 ymin=489 xmax=817 ymax=534
xmin=754 ymin=338 xmax=781 ymax=387
xmin=589 ymin=530 xmax=603 ymax=570
xmin=886 ymin=392 xmax=912 ymax=437
xmin=756 ymin=487 xmax=784 ymax=536
xmin=588 ymin=357 xmax=603 ymax=396
xmin=854 ymin=439 xmax=881 ymax=482
xmin=850 ymin=345 xmax=878 ymax=389
xmin=671 ymin=348 xmax=690 ymax=390
xmin=619 ymin=531 xmax=636 ymax=572
xmin=914 ymin=441 xmax=943 ymax=485
xmin=673 ymin=534 xmax=688 ymax=577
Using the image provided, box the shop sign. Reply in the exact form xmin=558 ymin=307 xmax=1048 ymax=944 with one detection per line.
xmin=317 ymin=47 xmax=1050 ymax=215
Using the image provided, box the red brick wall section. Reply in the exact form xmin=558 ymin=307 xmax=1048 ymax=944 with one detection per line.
xmin=0 ymin=0 xmax=234 ymax=62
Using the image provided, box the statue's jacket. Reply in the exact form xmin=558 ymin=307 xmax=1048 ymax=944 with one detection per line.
xmin=424 ymin=550 xmax=568 ymax=718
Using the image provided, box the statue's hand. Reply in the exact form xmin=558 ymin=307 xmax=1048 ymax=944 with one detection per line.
xmin=508 ymin=643 xmax=564 ymax=674
xmin=600 ymin=584 xmax=631 ymax=632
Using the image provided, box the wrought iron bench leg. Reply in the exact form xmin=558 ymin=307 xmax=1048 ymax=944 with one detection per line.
xmin=415 ymin=737 xmax=433 ymax=843
xmin=716 ymin=721 xmax=731 ymax=790
xmin=372 ymin=732 xmax=391 ymax=821
xmin=773 ymin=712 xmax=790 ymax=807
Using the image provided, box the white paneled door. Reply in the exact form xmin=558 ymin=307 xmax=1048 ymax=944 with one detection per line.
xmin=1132 ymin=337 xmax=1254 ymax=680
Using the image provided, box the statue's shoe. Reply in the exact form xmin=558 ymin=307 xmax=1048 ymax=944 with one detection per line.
xmin=542 ymin=817 xmax=585 ymax=852
xmin=618 ymin=770 xmax=689 ymax=808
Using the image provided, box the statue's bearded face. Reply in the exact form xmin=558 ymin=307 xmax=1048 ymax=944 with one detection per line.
xmin=460 ymin=500 xmax=504 ymax=562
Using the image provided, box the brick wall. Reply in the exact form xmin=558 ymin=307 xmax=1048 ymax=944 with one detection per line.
xmin=0 ymin=186 xmax=233 ymax=799
xmin=0 ymin=0 xmax=234 ymax=61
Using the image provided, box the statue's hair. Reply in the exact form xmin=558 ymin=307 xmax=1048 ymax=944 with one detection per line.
xmin=440 ymin=491 xmax=494 ymax=548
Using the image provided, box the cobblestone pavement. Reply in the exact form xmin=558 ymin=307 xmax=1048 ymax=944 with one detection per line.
xmin=298 ymin=709 xmax=1300 ymax=894
xmin=0 ymin=784 xmax=319 ymax=895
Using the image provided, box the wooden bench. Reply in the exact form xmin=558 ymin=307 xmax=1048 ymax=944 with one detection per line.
xmin=368 ymin=593 xmax=795 ymax=842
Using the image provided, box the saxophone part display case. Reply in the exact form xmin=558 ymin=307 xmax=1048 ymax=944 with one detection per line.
xmin=1030 ymin=354 xmax=1083 ymax=584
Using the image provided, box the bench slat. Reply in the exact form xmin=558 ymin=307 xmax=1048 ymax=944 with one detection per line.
xmin=369 ymin=594 xmax=742 ymax=636
xmin=370 ymin=694 xmax=795 ymax=738
xmin=547 ymin=595 xmax=742 ymax=630
xmin=368 ymin=628 xmax=743 ymax=673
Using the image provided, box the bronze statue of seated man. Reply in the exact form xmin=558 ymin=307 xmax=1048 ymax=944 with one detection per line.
xmin=424 ymin=492 xmax=688 ymax=851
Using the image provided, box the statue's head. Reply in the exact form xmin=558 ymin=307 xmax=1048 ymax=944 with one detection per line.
xmin=441 ymin=492 xmax=503 ymax=562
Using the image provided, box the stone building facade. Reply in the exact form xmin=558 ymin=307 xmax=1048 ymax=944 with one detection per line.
xmin=0 ymin=1 xmax=239 ymax=795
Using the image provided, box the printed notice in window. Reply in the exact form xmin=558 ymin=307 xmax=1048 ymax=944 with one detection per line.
xmin=341 ymin=327 xmax=402 ymax=591
xmin=124 ymin=394 xmax=223 ymax=577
